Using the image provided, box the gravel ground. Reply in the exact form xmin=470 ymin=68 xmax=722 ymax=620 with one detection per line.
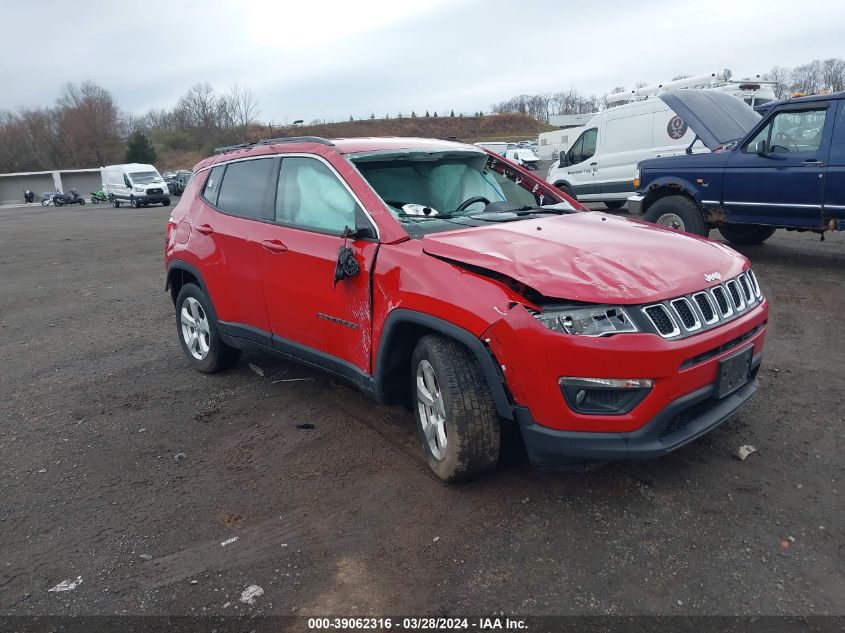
xmin=0 ymin=202 xmax=843 ymax=617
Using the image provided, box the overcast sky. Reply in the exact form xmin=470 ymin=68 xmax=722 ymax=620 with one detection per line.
xmin=3 ymin=0 xmax=845 ymax=122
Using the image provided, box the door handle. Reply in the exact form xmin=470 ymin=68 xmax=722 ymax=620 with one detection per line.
xmin=589 ymin=161 xmax=598 ymax=166
xmin=803 ymin=159 xmax=824 ymax=166
xmin=195 ymin=223 xmax=214 ymax=235
xmin=261 ymin=239 xmax=288 ymax=253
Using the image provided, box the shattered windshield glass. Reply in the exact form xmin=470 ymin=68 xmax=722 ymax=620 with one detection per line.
xmin=352 ymin=150 xmax=574 ymax=235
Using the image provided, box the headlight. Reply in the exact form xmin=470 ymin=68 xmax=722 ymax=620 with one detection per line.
xmin=134 ymin=186 xmax=145 ymax=193
xmin=534 ymin=305 xmax=638 ymax=336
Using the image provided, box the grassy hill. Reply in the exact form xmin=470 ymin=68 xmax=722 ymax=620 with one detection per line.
xmin=159 ymin=114 xmax=553 ymax=170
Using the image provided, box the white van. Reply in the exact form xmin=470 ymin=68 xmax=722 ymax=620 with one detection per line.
xmin=504 ymin=148 xmax=539 ymax=170
xmin=103 ymin=163 xmax=171 ymax=208
xmin=473 ymin=142 xmax=508 ymax=156
xmin=545 ymin=98 xmax=706 ymax=208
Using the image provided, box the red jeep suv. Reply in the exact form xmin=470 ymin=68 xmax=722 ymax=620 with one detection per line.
xmin=164 ymin=136 xmax=768 ymax=482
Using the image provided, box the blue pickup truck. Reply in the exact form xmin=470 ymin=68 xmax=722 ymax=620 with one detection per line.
xmin=628 ymin=90 xmax=845 ymax=244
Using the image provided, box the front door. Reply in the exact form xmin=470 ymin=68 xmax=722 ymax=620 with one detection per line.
xmin=564 ymin=127 xmax=599 ymax=199
xmin=722 ymin=105 xmax=832 ymax=227
xmin=259 ymin=155 xmax=377 ymax=375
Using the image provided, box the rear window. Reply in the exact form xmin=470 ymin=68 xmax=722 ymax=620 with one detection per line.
xmin=214 ymin=158 xmax=276 ymax=219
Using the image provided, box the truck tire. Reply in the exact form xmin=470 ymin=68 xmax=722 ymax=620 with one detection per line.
xmin=175 ymin=283 xmax=240 ymax=373
xmin=411 ymin=334 xmax=500 ymax=483
xmin=604 ymin=200 xmax=625 ymax=210
xmin=645 ymin=195 xmax=709 ymax=237
xmin=556 ymin=184 xmax=575 ymax=200
xmin=718 ymin=224 xmax=776 ymax=245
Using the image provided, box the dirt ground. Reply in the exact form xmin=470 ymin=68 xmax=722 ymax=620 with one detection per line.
xmin=0 ymin=202 xmax=843 ymax=618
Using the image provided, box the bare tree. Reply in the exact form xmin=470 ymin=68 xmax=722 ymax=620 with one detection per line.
xmin=763 ymin=65 xmax=791 ymax=99
xmin=226 ymin=83 xmax=260 ymax=136
xmin=57 ymin=81 xmax=123 ymax=166
xmin=822 ymin=58 xmax=845 ymax=92
xmin=790 ymin=60 xmax=824 ymax=94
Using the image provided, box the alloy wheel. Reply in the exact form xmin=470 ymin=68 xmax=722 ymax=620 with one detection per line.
xmin=180 ymin=297 xmax=210 ymax=360
xmin=416 ymin=359 xmax=448 ymax=461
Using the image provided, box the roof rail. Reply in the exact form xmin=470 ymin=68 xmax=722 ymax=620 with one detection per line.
xmin=214 ymin=136 xmax=334 ymax=154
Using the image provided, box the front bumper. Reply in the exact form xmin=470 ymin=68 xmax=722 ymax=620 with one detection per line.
xmin=627 ymin=194 xmax=644 ymax=214
xmin=137 ymin=194 xmax=170 ymax=204
xmin=515 ymin=354 xmax=761 ymax=468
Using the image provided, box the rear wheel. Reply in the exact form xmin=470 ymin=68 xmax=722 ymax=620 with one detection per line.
xmin=645 ymin=195 xmax=709 ymax=237
xmin=411 ymin=335 xmax=500 ymax=483
xmin=556 ymin=184 xmax=575 ymax=200
xmin=718 ymin=224 xmax=776 ymax=245
xmin=175 ymin=283 xmax=240 ymax=373
xmin=604 ymin=200 xmax=625 ymax=210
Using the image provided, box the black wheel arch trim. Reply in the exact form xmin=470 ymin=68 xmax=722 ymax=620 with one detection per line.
xmin=374 ymin=309 xmax=514 ymax=420
xmin=166 ymin=261 xmax=214 ymax=309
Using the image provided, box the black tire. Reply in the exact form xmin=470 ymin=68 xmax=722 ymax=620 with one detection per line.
xmin=91 ymin=197 xmax=99 ymax=204
xmin=718 ymin=224 xmax=776 ymax=245
xmin=556 ymin=184 xmax=575 ymax=200
xmin=113 ymin=199 xmax=121 ymax=208
xmin=644 ymin=195 xmax=709 ymax=237
xmin=78 ymin=199 xmax=85 ymax=205
xmin=410 ymin=334 xmax=500 ymax=483
xmin=54 ymin=199 xmax=64 ymax=207
xmin=131 ymin=197 xmax=139 ymax=209
xmin=174 ymin=283 xmax=240 ymax=373
xmin=162 ymin=199 xmax=171 ymax=207
xmin=604 ymin=200 xmax=625 ymax=210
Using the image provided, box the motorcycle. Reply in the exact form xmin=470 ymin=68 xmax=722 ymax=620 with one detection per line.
xmin=90 ymin=190 xmax=109 ymax=204
xmin=40 ymin=191 xmax=58 ymax=206
xmin=52 ymin=189 xmax=86 ymax=206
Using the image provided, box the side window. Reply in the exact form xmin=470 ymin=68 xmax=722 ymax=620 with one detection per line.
xmin=569 ymin=128 xmax=597 ymax=164
xmin=123 ymin=174 xmax=131 ymax=187
xmin=202 ymin=165 xmax=225 ymax=206
xmin=215 ymin=158 xmax=275 ymax=218
xmin=275 ymin=157 xmax=358 ymax=233
xmin=744 ymin=108 xmax=827 ymax=154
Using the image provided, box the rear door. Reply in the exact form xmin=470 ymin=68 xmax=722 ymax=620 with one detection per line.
xmin=599 ymin=102 xmax=656 ymax=198
xmin=258 ymin=154 xmax=378 ymax=375
xmin=824 ymin=100 xmax=845 ymax=228
xmin=190 ymin=158 xmax=276 ymax=335
xmin=722 ymin=104 xmax=833 ymax=226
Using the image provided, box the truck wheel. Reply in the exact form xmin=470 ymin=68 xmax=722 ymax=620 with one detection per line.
xmin=718 ymin=224 xmax=776 ymax=245
xmin=645 ymin=195 xmax=709 ymax=237
xmin=556 ymin=184 xmax=575 ymax=200
xmin=411 ymin=335 xmax=500 ymax=483
xmin=604 ymin=200 xmax=625 ymax=210
xmin=175 ymin=283 xmax=240 ymax=373
xmin=131 ymin=197 xmax=139 ymax=209
xmin=162 ymin=198 xmax=171 ymax=207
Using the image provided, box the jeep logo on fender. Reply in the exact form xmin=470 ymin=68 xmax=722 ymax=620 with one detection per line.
xmin=704 ymin=272 xmax=722 ymax=282
xmin=667 ymin=116 xmax=688 ymax=140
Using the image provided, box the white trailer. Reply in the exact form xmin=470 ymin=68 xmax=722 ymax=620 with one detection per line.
xmin=537 ymin=126 xmax=584 ymax=161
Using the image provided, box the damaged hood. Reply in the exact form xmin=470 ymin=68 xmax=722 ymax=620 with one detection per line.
xmin=659 ymin=89 xmax=761 ymax=149
xmin=421 ymin=212 xmax=747 ymax=304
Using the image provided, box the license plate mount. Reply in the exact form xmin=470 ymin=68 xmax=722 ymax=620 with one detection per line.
xmin=715 ymin=346 xmax=753 ymax=399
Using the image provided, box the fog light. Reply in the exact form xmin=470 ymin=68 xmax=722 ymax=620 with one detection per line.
xmin=559 ymin=377 xmax=654 ymax=415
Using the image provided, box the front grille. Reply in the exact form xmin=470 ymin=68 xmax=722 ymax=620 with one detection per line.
xmin=644 ymin=305 xmax=678 ymax=336
xmin=693 ymin=292 xmax=717 ymax=324
xmin=726 ymin=280 xmax=744 ymax=310
xmin=671 ymin=298 xmax=699 ymax=331
xmin=739 ymin=274 xmax=754 ymax=303
xmin=147 ymin=188 xmax=163 ymax=195
xmin=711 ymin=286 xmax=732 ymax=317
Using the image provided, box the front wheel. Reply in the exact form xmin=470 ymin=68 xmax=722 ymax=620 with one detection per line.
xmin=718 ymin=224 xmax=776 ymax=245
xmin=644 ymin=195 xmax=709 ymax=237
xmin=162 ymin=198 xmax=171 ymax=207
xmin=411 ymin=335 xmax=500 ymax=483
xmin=556 ymin=184 xmax=575 ymax=200
xmin=175 ymin=283 xmax=240 ymax=373
xmin=78 ymin=199 xmax=85 ymax=205
xmin=131 ymin=197 xmax=139 ymax=209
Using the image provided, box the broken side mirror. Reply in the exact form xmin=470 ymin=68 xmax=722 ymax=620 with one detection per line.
xmin=753 ymin=139 xmax=768 ymax=155
xmin=334 ymin=225 xmax=363 ymax=285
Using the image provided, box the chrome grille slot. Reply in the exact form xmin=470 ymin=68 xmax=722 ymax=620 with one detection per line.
xmin=747 ymin=269 xmax=762 ymax=298
xmin=643 ymin=304 xmax=680 ymax=338
xmin=693 ymin=292 xmax=718 ymax=325
xmin=670 ymin=297 xmax=701 ymax=331
xmin=739 ymin=274 xmax=754 ymax=304
xmin=726 ymin=280 xmax=745 ymax=311
xmin=711 ymin=285 xmax=733 ymax=318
